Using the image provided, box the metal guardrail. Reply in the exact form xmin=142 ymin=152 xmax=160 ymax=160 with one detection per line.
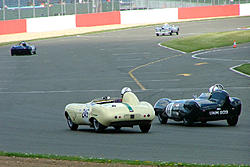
xmin=0 ymin=0 xmax=249 ymax=20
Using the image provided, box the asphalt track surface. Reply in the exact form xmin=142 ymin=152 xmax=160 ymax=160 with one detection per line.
xmin=0 ymin=17 xmax=250 ymax=164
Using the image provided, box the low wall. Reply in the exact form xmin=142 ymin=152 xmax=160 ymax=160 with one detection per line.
xmin=1 ymin=4 xmax=249 ymax=35
xmin=26 ymin=15 xmax=76 ymax=32
xmin=0 ymin=19 xmax=26 ymax=35
xmin=178 ymin=4 xmax=240 ymax=19
xmin=76 ymin=11 xmax=120 ymax=27
xmin=120 ymin=8 xmax=178 ymax=24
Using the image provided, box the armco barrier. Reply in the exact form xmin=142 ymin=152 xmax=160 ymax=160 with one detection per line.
xmin=76 ymin=11 xmax=120 ymax=27
xmin=240 ymin=3 xmax=250 ymax=16
xmin=27 ymin=15 xmax=76 ymax=32
xmin=0 ymin=19 xmax=26 ymax=35
xmin=178 ymin=4 xmax=240 ymax=19
xmin=120 ymin=8 xmax=178 ymax=24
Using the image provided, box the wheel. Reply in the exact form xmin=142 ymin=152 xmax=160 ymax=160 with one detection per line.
xmin=113 ymin=126 xmax=121 ymax=131
xmin=156 ymin=33 xmax=159 ymax=36
xmin=176 ymin=31 xmax=179 ymax=35
xmin=33 ymin=50 xmax=36 ymax=54
xmin=201 ymin=120 xmax=207 ymax=124
xmin=183 ymin=118 xmax=193 ymax=126
xmin=139 ymin=124 xmax=151 ymax=133
xmin=227 ymin=116 xmax=238 ymax=126
xmin=158 ymin=114 xmax=168 ymax=124
xmin=170 ymin=31 xmax=173 ymax=35
xmin=66 ymin=114 xmax=78 ymax=131
xmin=93 ymin=118 xmax=106 ymax=132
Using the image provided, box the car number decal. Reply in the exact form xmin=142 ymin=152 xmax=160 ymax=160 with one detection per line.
xmin=166 ymin=103 xmax=174 ymax=117
xmin=209 ymin=110 xmax=228 ymax=115
xmin=82 ymin=108 xmax=89 ymax=118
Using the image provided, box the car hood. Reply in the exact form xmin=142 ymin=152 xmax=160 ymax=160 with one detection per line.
xmin=173 ymin=99 xmax=218 ymax=110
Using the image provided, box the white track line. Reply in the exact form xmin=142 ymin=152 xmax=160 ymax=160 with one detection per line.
xmin=1 ymin=86 xmax=249 ymax=94
xmin=158 ymin=43 xmax=186 ymax=54
xmin=124 ymin=79 xmax=180 ymax=83
xmin=191 ymin=46 xmax=250 ymax=78
xmin=230 ymin=64 xmax=250 ymax=78
xmin=192 ymin=46 xmax=250 ymax=62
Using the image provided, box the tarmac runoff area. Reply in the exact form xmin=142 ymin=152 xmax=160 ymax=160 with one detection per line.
xmin=0 ymin=16 xmax=250 ymax=165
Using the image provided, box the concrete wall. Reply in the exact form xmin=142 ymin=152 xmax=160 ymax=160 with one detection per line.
xmin=1 ymin=4 xmax=249 ymax=35
xmin=0 ymin=19 xmax=26 ymax=35
xmin=26 ymin=15 xmax=76 ymax=32
xmin=240 ymin=3 xmax=250 ymax=16
xmin=76 ymin=11 xmax=120 ymax=27
xmin=178 ymin=4 xmax=240 ymax=19
xmin=120 ymin=8 xmax=178 ymax=24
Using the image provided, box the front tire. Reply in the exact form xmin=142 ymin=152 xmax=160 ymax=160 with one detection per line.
xmin=183 ymin=118 xmax=193 ymax=126
xmin=158 ymin=114 xmax=168 ymax=124
xmin=139 ymin=124 xmax=151 ymax=133
xmin=113 ymin=126 xmax=121 ymax=131
xmin=93 ymin=118 xmax=106 ymax=132
xmin=66 ymin=114 xmax=78 ymax=131
xmin=227 ymin=116 xmax=238 ymax=126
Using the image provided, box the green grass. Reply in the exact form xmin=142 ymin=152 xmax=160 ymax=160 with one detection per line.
xmin=0 ymin=151 xmax=249 ymax=167
xmin=161 ymin=30 xmax=250 ymax=53
xmin=234 ymin=63 xmax=250 ymax=75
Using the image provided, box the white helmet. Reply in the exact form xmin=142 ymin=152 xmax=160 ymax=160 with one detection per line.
xmin=209 ymin=84 xmax=224 ymax=93
xmin=121 ymin=87 xmax=132 ymax=96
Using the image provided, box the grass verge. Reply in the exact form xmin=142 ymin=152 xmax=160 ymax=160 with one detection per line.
xmin=161 ymin=30 xmax=250 ymax=53
xmin=233 ymin=63 xmax=250 ymax=75
xmin=0 ymin=151 xmax=249 ymax=167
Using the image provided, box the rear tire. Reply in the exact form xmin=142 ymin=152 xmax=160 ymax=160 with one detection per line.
xmin=139 ymin=124 xmax=151 ymax=133
xmin=227 ymin=116 xmax=238 ymax=126
xmin=66 ymin=114 xmax=78 ymax=131
xmin=93 ymin=118 xmax=106 ymax=132
xmin=158 ymin=114 xmax=168 ymax=124
xmin=176 ymin=31 xmax=179 ymax=35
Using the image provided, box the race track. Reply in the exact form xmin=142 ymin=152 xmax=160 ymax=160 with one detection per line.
xmin=0 ymin=17 xmax=249 ymax=164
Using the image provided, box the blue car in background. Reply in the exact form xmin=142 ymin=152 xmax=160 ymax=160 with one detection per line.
xmin=11 ymin=41 xmax=36 ymax=56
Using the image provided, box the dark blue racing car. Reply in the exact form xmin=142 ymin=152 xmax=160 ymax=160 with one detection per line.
xmin=154 ymin=84 xmax=241 ymax=126
xmin=11 ymin=41 xmax=36 ymax=56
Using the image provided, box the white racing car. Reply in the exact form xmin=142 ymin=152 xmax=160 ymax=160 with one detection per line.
xmin=155 ymin=23 xmax=179 ymax=36
xmin=64 ymin=88 xmax=155 ymax=133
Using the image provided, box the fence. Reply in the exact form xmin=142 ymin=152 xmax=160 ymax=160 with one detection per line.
xmin=0 ymin=0 xmax=249 ymax=20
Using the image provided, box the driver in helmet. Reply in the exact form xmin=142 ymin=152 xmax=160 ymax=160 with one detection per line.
xmin=20 ymin=41 xmax=27 ymax=47
xmin=208 ymin=84 xmax=224 ymax=93
xmin=114 ymin=87 xmax=132 ymax=103
xmin=198 ymin=84 xmax=224 ymax=99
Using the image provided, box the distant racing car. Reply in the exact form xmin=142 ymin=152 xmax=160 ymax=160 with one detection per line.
xmin=65 ymin=88 xmax=155 ymax=133
xmin=11 ymin=41 xmax=36 ymax=56
xmin=155 ymin=23 xmax=179 ymax=36
xmin=154 ymin=84 xmax=241 ymax=126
